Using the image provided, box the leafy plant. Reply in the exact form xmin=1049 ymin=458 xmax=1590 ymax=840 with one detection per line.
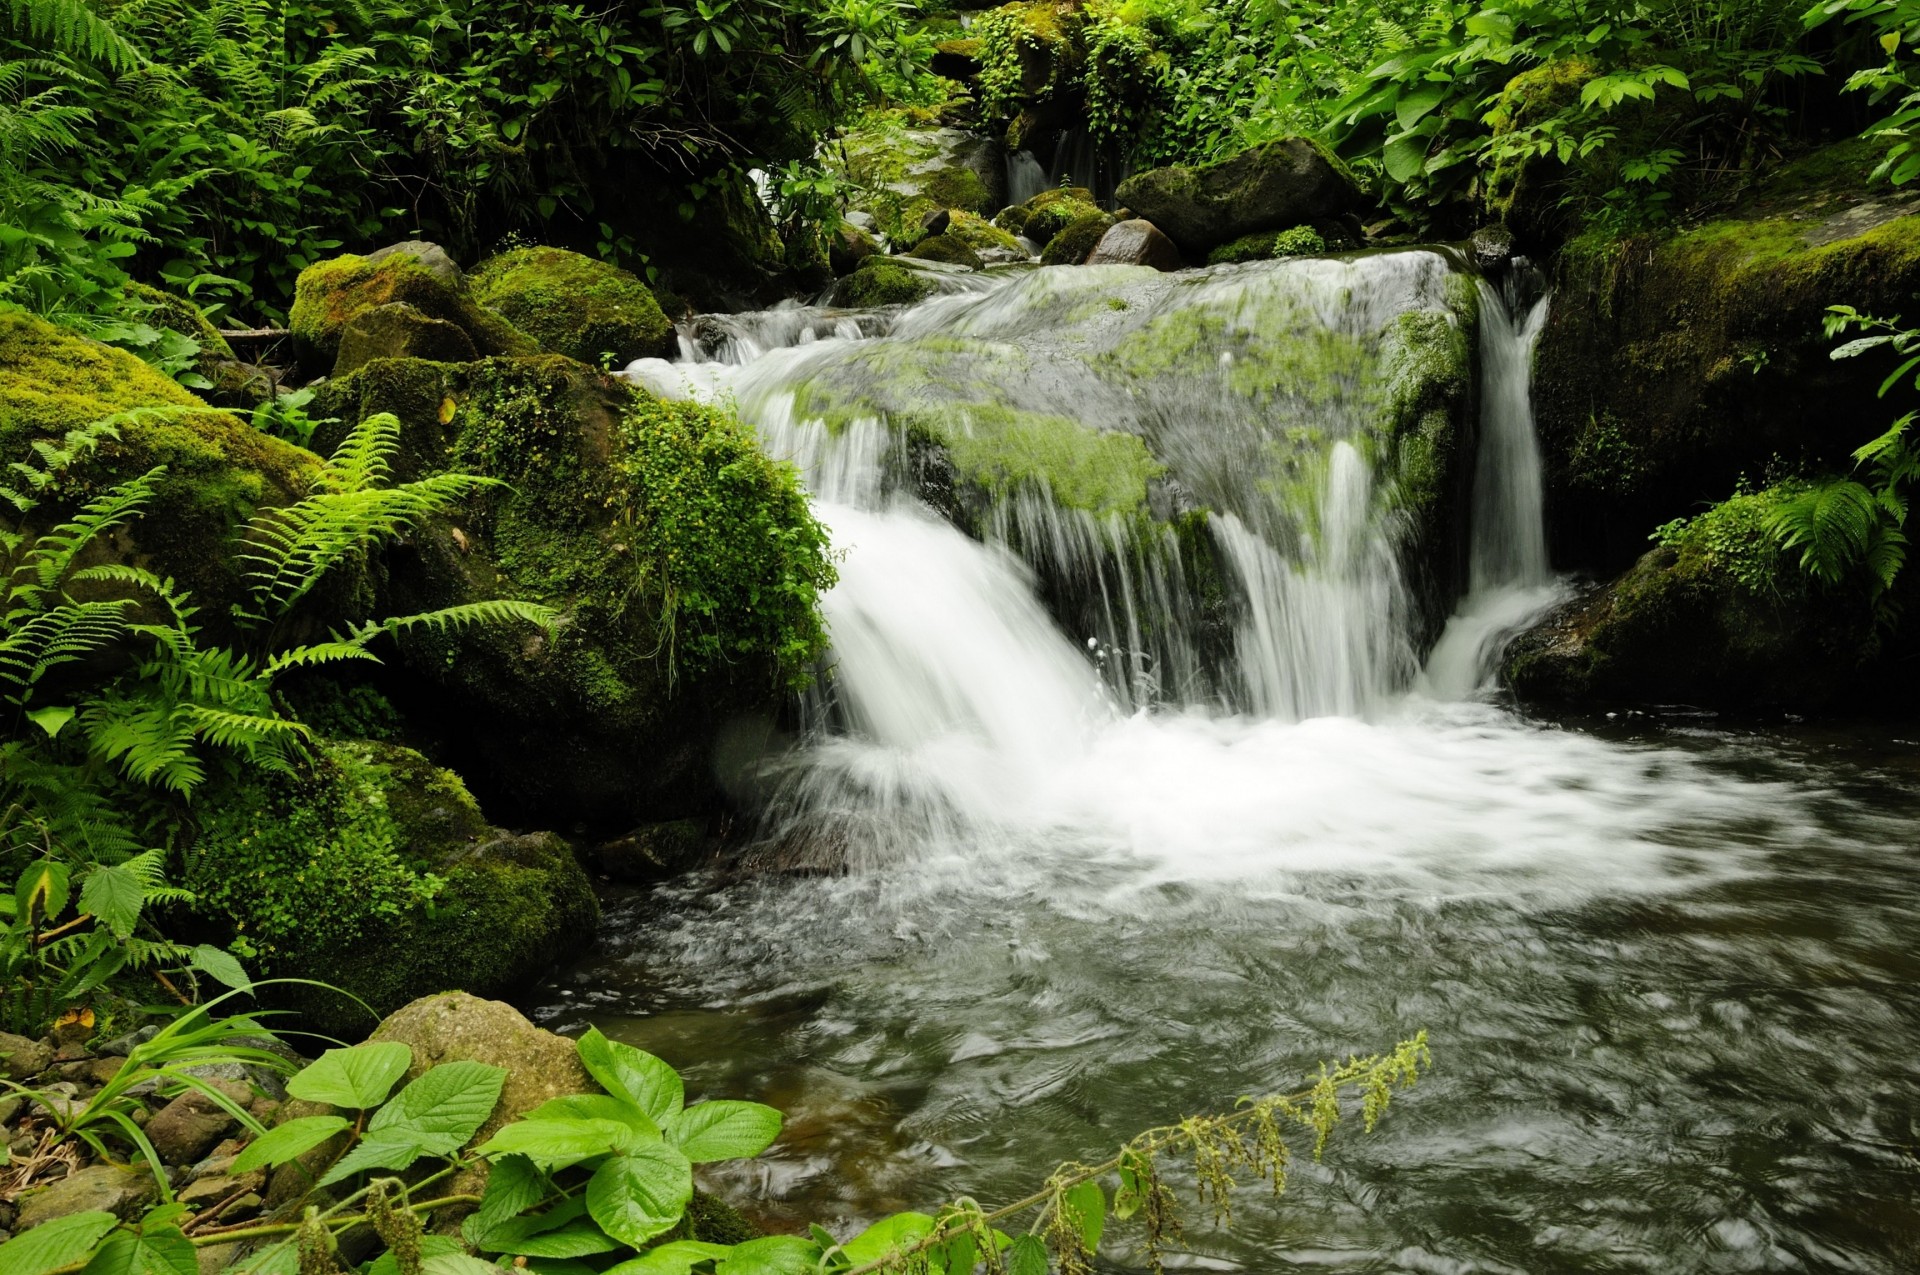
xmin=1805 ymin=0 xmax=1920 ymax=184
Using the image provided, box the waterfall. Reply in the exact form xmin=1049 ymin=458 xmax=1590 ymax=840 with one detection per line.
xmin=1420 ymin=277 xmax=1565 ymax=699
xmin=627 ymin=250 xmax=1561 ymax=860
xmin=1006 ymin=151 xmax=1049 ymax=206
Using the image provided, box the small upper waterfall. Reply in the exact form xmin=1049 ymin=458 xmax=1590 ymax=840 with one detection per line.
xmin=1006 ymin=151 xmax=1049 ymax=206
xmin=631 ymin=249 xmax=1562 ymax=859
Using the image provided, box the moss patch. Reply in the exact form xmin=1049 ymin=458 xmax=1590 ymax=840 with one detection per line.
xmin=289 ymin=253 xmax=536 ymax=372
xmin=470 ymin=246 xmax=675 ymax=366
xmin=911 ymin=404 xmax=1163 ymax=518
xmin=831 ymin=258 xmax=940 ymax=307
xmin=1040 ymin=212 xmax=1115 ymax=265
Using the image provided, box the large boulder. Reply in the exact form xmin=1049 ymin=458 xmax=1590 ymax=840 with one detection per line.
xmin=188 ymin=739 xmax=599 ymax=1036
xmin=1019 ymin=187 xmax=1100 ymax=246
xmin=829 ymin=123 xmax=1007 ymax=243
xmin=470 ymin=247 xmax=676 ymax=366
xmin=308 ymin=354 xmax=836 ymax=827
xmin=1533 ymin=141 xmax=1920 ymax=571
xmin=0 ymin=312 xmax=317 ymax=630
xmin=1115 ymin=139 xmax=1364 ymax=257
xmin=827 ymin=258 xmax=940 ymax=308
xmin=288 ymin=248 xmax=535 ymax=374
xmin=1040 ymin=212 xmax=1115 ymax=265
xmin=334 ymin=302 xmax=479 ymax=375
xmin=1086 ymin=220 xmax=1184 ymax=270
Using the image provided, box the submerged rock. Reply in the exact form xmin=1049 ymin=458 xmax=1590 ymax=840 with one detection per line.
xmin=470 ymin=246 xmax=675 ymax=366
xmin=1115 ymin=139 xmax=1363 ymax=257
xmin=1086 ymin=219 xmax=1183 ymax=271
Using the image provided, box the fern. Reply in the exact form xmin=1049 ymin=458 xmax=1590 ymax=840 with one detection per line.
xmin=1765 ymin=478 xmax=1882 ymax=585
xmin=2 ymin=0 xmax=139 ymax=71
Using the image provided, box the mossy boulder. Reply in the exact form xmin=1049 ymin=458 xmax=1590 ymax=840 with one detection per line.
xmin=1207 ymin=224 xmax=1328 ymax=265
xmin=189 ymin=740 xmax=598 ymax=1037
xmin=289 ymin=251 xmax=535 ymax=375
xmin=1040 ymin=212 xmax=1115 ymax=265
xmin=470 ymin=246 xmax=675 ymax=367
xmin=1533 ymin=141 xmax=1920 ymax=571
xmin=1114 ymin=139 xmax=1363 ymax=257
xmin=905 ymin=232 xmax=986 ymax=270
xmin=1021 ymin=188 xmax=1101 ymax=245
xmin=0 ymin=311 xmax=317 ymax=627
xmin=309 ymin=354 xmax=835 ymax=827
xmin=584 ymin=818 xmax=710 ymax=882
xmin=334 ymin=303 xmax=480 ymax=375
xmin=945 ymin=210 xmax=1027 ymax=259
xmin=827 ymin=120 xmax=1007 ymax=243
xmin=828 ymin=258 xmax=940 ymax=308
xmin=1485 ymin=58 xmax=1600 ymax=245
xmin=125 ymin=281 xmax=233 ymax=360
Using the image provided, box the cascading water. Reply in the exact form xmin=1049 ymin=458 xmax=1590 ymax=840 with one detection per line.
xmin=573 ymin=251 xmax=1920 ymax=1273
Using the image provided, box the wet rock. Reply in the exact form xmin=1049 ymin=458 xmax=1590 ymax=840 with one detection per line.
xmin=0 ymin=1032 xmax=51 ymax=1079
xmin=470 ymin=246 xmax=675 ymax=366
xmin=1115 ymin=138 xmax=1364 ymax=257
xmin=16 ymin=1165 xmax=156 ymax=1230
xmin=1085 ymin=220 xmax=1183 ymax=271
xmin=830 ymin=222 xmax=882 ymax=276
xmin=147 ymin=1079 xmax=254 ymax=1166
xmin=828 ymin=126 xmax=1006 ymax=242
xmin=919 ymin=207 xmax=953 ymax=239
xmin=1040 ymin=213 xmax=1115 ymax=266
xmin=829 ymin=258 xmax=939 ymax=308
xmin=1471 ymin=225 xmax=1515 ymax=271
xmin=1020 ymin=188 xmax=1100 ymax=246
xmin=334 ymin=303 xmax=479 ymax=376
xmin=364 ymin=240 xmax=464 ymax=289
xmin=587 ymin=819 xmax=709 ymax=882
xmin=905 ymin=233 xmax=984 ymax=270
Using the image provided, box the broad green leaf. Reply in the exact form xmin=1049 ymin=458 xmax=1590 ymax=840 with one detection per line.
xmin=80 ymin=1227 xmax=196 ymax=1275
xmin=365 ymin=1060 xmax=507 ymax=1154
xmin=421 ymin=1256 xmax=499 ymax=1275
xmin=523 ymin=1094 xmax=660 ymax=1139
xmin=231 ymin=1116 xmax=351 ymax=1173
xmin=1004 ymin=1235 xmax=1048 ymax=1275
xmin=602 ymin=1241 xmax=732 ymax=1275
xmin=15 ymin=861 xmax=70 ymax=926
xmin=585 ymin=1142 xmax=693 ymax=1247
xmin=317 ymin=1132 xmax=431 ymax=1187
xmin=497 ymin=1221 xmax=622 ymax=1260
xmin=24 ymin=706 xmax=73 ymax=739
xmin=1393 ymin=83 xmax=1447 ymax=130
xmin=576 ymin=1029 xmax=683 ymax=1122
xmin=367 ymin=1236 xmax=467 ymax=1275
xmin=188 ymin=944 xmax=252 ymax=992
xmin=78 ymin=865 xmax=144 ymax=938
xmin=714 ymin=1237 xmax=822 ymax=1275
xmin=478 ymin=1118 xmax=642 ymax=1171
xmin=286 ymin=1042 xmax=413 ymax=1109
xmin=464 ymin=1154 xmax=547 ymax=1248
xmin=839 ymin=1212 xmax=935 ymax=1265
xmin=666 ymin=1101 xmax=781 ymax=1163
xmin=1063 ymin=1181 xmax=1105 ymax=1254
xmin=1383 ymin=134 xmax=1430 ymax=184
xmin=0 ymin=1211 xmax=118 ymax=1275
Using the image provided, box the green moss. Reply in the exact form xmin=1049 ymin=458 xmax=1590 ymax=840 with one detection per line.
xmin=945 ymin=210 xmax=1025 ymax=255
xmin=470 ymin=246 xmax=675 ymax=365
xmin=1207 ymin=225 xmax=1327 ymax=265
xmin=124 ymin=282 xmax=233 ymax=360
xmin=289 ymin=253 xmax=536 ymax=370
xmin=906 ymin=233 xmax=986 ymax=269
xmin=910 ymin=404 xmax=1163 ymax=518
xmin=1040 ymin=213 xmax=1115 ymax=265
xmin=993 ymin=204 xmax=1033 ymax=235
xmin=833 ymin=258 xmax=939 ymax=307
xmin=1023 ymin=192 xmax=1103 ymax=246
xmin=191 ymin=740 xmax=596 ymax=1036
xmin=0 ymin=311 xmax=318 ymax=624
xmin=826 ymin=119 xmax=999 ymax=241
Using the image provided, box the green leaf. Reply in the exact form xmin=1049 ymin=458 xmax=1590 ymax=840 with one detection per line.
xmin=16 ymin=860 xmax=70 ymax=926
xmin=839 ymin=1213 xmax=935 ymax=1265
xmin=365 ymin=1060 xmax=506 ymax=1153
xmin=602 ymin=1241 xmax=732 ymax=1275
xmin=80 ymin=1227 xmax=196 ymax=1275
xmin=714 ymin=1237 xmax=822 ymax=1275
xmin=231 ymin=1116 xmax=351 ymax=1174
xmin=584 ymin=1143 xmax=694 ymax=1247
xmin=1063 ymin=1181 xmax=1105 ymax=1253
xmin=25 ymin=706 xmax=74 ymax=738
xmin=478 ymin=1118 xmax=643 ymax=1171
xmin=522 ymin=1094 xmax=660 ymax=1140
xmin=1393 ymin=83 xmax=1447 ymax=130
xmin=367 ymin=1236 xmax=492 ymax=1275
xmin=1383 ymin=134 xmax=1430 ymax=183
xmin=188 ymin=945 xmax=252 ymax=992
xmin=78 ymin=865 xmax=144 ymax=939
xmin=286 ymin=1042 xmax=413 ymax=1109
xmin=497 ymin=1221 xmax=622 ymax=1260
xmin=464 ymin=1154 xmax=547 ymax=1249
xmin=0 ymin=1211 xmax=119 ymax=1275
xmin=1004 ymin=1235 xmax=1048 ymax=1275
xmin=666 ymin=1102 xmax=781 ymax=1163
xmin=576 ymin=1029 xmax=683 ymax=1123
xmin=316 ymin=1132 xmax=432 ymax=1187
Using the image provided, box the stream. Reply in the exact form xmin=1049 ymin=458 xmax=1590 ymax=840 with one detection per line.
xmin=533 ymin=253 xmax=1920 ymax=1273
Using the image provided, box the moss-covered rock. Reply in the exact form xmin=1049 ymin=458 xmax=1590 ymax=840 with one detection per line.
xmin=289 ymin=252 xmax=535 ymax=374
xmin=584 ymin=818 xmax=710 ymax=882
xmin=1114 ymin=139 xmax=1363 ymax=257
xmin=309 ymin=354 xmax=836 ymax=826
xmin=334 ymin=303 xmax=479 ymax=375
xmin=945 ymin=210 xmax=1027 ymax=258
xmin=1040 ymin=212 xmax=1116 ymax=265
xmin=0 ymin=311 xmax=317 ymax=626
xmin=1533 ymin=141 xmax=1920 ymax=570
xmin=826 ymin=119 xmax=1006 ymax=242
xmin=1021 ymin=188 xmax=1102 ymax=245
xmin=470 ymin=246 xmax=675 ymax=366
xmin=190 ymin=740 xmax=598 ymax=1037
xmin=830 ymin=220 xmax=883 ymax=276
xmin=905 ymin=232 xmax=986 ymax=269
xmin=828 ymin=258 xmax=941 ymax=308
xmin=1483 ymin=58 xmax=1600 ymax=244
xmin=125 ymin=282 xmax=233 ymax=361
xmin=993 ymin=204 xmax=1033 ymax=235
xmin=1085 ymin=219 xmax=1184 ymax=270
xmin=1206 ymin=224 xmax=1328 ymax=265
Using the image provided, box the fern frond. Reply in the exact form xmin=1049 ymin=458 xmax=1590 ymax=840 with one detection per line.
xmin=365 ymin=598 xmax=560 ymax=639
xmin=260 ymin=641 xmax=381 ymax=678
xmin=1766 ymin=479 xmax=1880 ymax=585
xmin=3 ymin=0 xmax=141 ymax=70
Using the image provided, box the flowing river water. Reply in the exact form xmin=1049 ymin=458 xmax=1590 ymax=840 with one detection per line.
xmin=534 ymin=253 xmax=1920 ymax=1272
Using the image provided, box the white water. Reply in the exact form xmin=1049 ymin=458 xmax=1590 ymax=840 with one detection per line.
xmin=626 ymin=256 xmax=1781 ymax=893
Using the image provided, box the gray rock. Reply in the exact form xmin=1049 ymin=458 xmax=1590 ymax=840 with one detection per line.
xmin=333 ymin=302 xmax=479 ymax=376
xmin=0 ymin=1033 xmax=51 ymax=1079
xmin=830 ymin=222 xmax=881 ymax=276
xmin=585 ymin=819 xmax=709 ymax=882
xmin=918 ymin=207 xmax=952 ymax=239
xmin=1085 ymin=220 xmax=1185 ymax=271
xmin=97 ymin=1026 xmax=159 ymax=1058
xmin=1472 ymin=225 xmax=1515 ymax=270
xmin=146 ymin=1080 xmax=253 ymax=1166
xmin=1115 ymin=139 xmax=1364 ymax=256
xmin=16 ymin=1165 xmax=156 ymax=1230
xmin=363 ymin=240 xmax=464 ymax=288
